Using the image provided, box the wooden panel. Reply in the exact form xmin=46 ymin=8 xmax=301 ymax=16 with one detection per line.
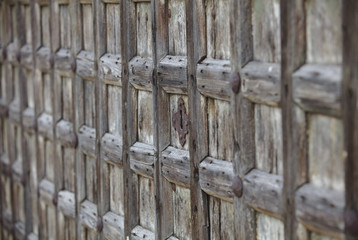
xmin=139 ymin=176 xmax=155 ymax=232
xmin=82 ymin=4 xmax=94 ymax=51
xmin=138 ymin=90 xmax=153 ymax=145
xmin=252 ymin=0 xmax=280 ymax=62
xmin=59 ymin=4 xmax=71 ymax=49
xmin=206 ymin=0 xmax=230 ymax=59
xmin=306 ymin=0 xmax=342 ymax=64
xmin=85 ymin=155 xmax=97 ymax=202
xmin=168 ymin=0 xmax=186 ymax=56
xmin=84 ymin=80 xmax=95 ymax=127
xmin=109 ymin=164 xmax=124 ymax=216
xmin=255 ymin=105 xmax=283 ymax=175
xmin=207 ymin=98 xmax=232 ymax=161
xmin=107 ymin=85 xmax=122 ymax=136
xmin=256 ymin=213 xmax=284 ymax=240
xmin=40 ymin=5 xmax=50 ymax=47
xmin=106 ymin=3 xmax=121 ymax=55
xmin=173 ymin=186 xmax=191 ymax=239
xmin=136 ymin=3 xmax=152 ymax=58
xmin=308 ymin=115 xmax=344 ymax=191
xmin=209 ymin=198 xmax=234 ymax=239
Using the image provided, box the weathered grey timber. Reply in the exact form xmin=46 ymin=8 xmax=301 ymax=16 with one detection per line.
xmin=0 ymin=0 xmax=353 ymax=239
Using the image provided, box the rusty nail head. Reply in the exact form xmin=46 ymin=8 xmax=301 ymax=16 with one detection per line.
xmin=232 ymin=175 xmax=243 ymax=198
xmin=52 ymin=193 xmax=58 ymax=206
xmin=70 ymin=58 xmax=76 ymax=72
xmin=71 ymin=133 xmax=78 ymax=148
xmin=230 ymin=72 xmax=241 ymax=94
xmin=345 ymin=209 xmax=358 ymax=236
xmin=96 ymin=217 xmax=103 ymax=232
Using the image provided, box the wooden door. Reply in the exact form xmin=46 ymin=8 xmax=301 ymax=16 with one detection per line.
xmin=1 ymin=0 xmax=358 ymax=240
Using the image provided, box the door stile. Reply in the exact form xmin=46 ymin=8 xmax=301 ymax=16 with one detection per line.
xmin=342 ymin=1 xmax=358 ymax=239
xmin=121 ymin=0 xmax=139 ymax=238
xmin=230 ymin=0 xmax=256 ymax=239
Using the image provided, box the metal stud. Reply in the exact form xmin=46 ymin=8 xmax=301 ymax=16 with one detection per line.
xmin=232 ymin=175 xmax=243 ymax=198
xmin=230 ymin=72 xmax=241 ymax=94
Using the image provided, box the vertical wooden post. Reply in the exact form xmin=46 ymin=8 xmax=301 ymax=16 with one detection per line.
xmin=280 ymin=0 xmax=305 ymax=239
xmin=94 ymin=0 xmax=107 ymax=239
xmin=230 ymin=0 xmax=256 ymax=239
xmin=187 ymin=0 xmax=207 ymax=238
xmin=342 ymin=0 xmax=358 ymax=239
xmin=121 ymin=0 xmax=138 ymax=237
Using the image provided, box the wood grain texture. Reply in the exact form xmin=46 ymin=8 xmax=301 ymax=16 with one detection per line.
xmin=252 ymin=0 xmax=281 ymax=62
xmin=103 ymin=211 xmax=125 ymax=240
xmin=280 ymin=0 xmax=306 ymax=238
xmin=168 ymin=0 xmax=186 ymax=56
xmin=206 ymin=0 xmax=230 ymax=59
xmin=293 ymin=64 xmax=341 ymax=117
xmin=241 ymin=61 xmax=281 ymax=106
xmin=306 ymin=0 xmax=342 ymax=64
xmin=158 ymin=56 xmax=187 ymax=93
xmin=244 ymin=169 xmax=283 ymax=217
xmin=256 ymin=213 xmax=284 ymax=240
xmin=197 ymin=59 xmax=231 ymax=101
xmin=199 ymin=157 xmax=234 ymax=202
xmin=308 ymin=115 xmax=344 ymax=192
xmin=342 ymin=0 xmax=358 ymax=239
xmin=295 ymin=183 xmax=344 ymax=237
xmin=162 ymin=146 xmax=190 ymax=187
xmin=255 ymin=105 xmax=283 ymax=175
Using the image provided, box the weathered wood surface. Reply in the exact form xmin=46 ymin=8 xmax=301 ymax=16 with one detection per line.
xmin=0 ymin=0 xmax=352 ymax=239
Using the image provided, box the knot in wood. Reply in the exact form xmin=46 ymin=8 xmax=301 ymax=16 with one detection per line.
xmin=172 ymin=97 xmax=189 ymax=147
xmin=96 ymin=217 xmax=103 ymax=232
xmin=232 ymin=175 xmax=243 ymax=198
xmin=345 ymin=209 xmax=358 ymax=236
xmin=230 ymin=72 xmax=241 ymax=94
